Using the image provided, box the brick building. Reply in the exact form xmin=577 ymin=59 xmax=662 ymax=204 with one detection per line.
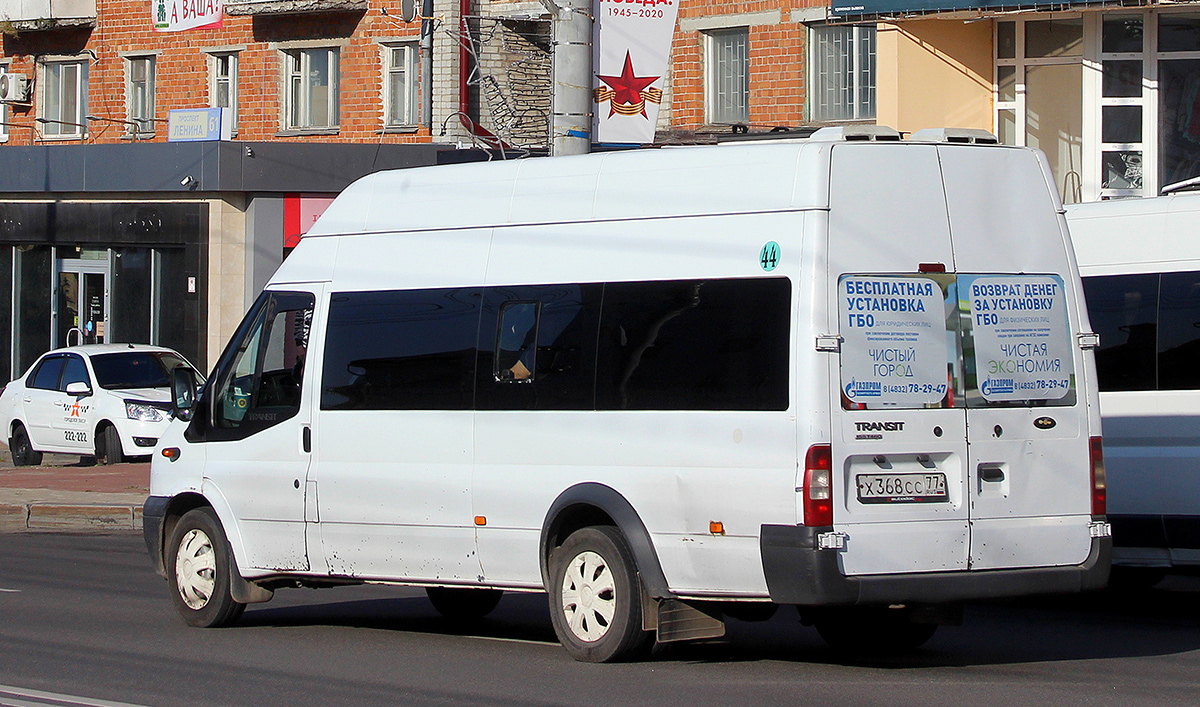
xmin=0 ymin=0 xmax=871 ymax=379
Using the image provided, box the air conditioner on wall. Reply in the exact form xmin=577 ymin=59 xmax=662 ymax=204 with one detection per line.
xmin=0 ymin=73 xmax=31 ymax=103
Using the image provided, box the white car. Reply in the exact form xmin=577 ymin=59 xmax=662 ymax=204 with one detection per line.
xmin=0 ymin=344 xmax=202 ymax=466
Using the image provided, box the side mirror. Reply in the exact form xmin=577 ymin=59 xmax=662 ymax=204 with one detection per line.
xmin=65 ymin=381 xmax=92 ymax=397
xmin=171 ymin=367 xmax=198 ymax=422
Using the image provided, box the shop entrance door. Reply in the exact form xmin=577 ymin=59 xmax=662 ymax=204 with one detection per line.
xmin=57 ymin=258 xmax=110 ymax=348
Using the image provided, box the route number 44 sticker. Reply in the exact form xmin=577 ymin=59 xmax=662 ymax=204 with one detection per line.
xmin=760 ymin=242 xmax=780 ymax=272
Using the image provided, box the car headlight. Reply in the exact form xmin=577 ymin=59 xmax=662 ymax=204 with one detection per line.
xmin=126 ymin=402 xmax=164 ymax=423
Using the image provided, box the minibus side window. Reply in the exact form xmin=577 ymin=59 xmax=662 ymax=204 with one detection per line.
xmin=1157 ymin=271 xmax=1200 ymax=390
xmin=595 ymin=278 xmax=790 ymax=411
xmin=321 ymin=288 xmax=481 ymax=411
xmin=495 ymin=302 xmax=540 ymax=382
xmin=475 ymin=284 xmax=599 ymax=411
xmin=210 ymin=291 xmax=314 ymax=436
xmin=1081 ymin=273 xmax=1158 ymax=391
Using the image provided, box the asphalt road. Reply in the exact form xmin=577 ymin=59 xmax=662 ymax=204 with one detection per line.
xmin=1 ymin=533 xmax=1199 ymax=707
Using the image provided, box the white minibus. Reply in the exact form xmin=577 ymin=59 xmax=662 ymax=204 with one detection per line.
xmin=145 ymin=126 xmax=1110 ymax=661
xmin=1067 ymin=189 xmax=1200 ymax=584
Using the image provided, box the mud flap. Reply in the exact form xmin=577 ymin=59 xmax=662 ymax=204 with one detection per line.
xmin=230 ymin=573 xmax=274 ymax=604
xmin=654 ymin=599 xmax=725 ymax=643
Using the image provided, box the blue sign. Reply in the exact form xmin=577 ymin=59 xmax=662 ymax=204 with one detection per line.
xmin=167 ymin=108 xmax=232 ymax=142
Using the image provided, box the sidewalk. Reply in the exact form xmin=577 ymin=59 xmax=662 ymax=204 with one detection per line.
xmin=0 ymin=445 xmax=148 ymax=532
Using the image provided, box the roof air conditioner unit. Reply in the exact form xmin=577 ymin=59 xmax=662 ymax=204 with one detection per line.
xmin=0 ymin=73 xmax=31 ymax=103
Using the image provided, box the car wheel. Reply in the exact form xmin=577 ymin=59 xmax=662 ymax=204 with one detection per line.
xmin=548 ymin=526 xmax=654 ymax=662
xmin=166 ymin=507 xmax=246 ymax=628
xmin=9 ymin=424 xmax=42 ymax=467
xmin=812 ymin=607 xmax=938 ymax=654
xmin=426 ymin=587 xmax=504 ymax=620
xmin=96 ymin=425 xmax=125 ymax=465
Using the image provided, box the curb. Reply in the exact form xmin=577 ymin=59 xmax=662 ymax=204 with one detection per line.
xmin=0 ymin=503 xmax=143 ymax=531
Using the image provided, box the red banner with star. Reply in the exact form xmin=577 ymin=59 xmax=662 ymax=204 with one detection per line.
xmin=592 ymin=0 xmax=679 ymax=144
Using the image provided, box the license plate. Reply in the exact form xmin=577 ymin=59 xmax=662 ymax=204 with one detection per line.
xmin=856 ymin=473 xmax=948 ymax=504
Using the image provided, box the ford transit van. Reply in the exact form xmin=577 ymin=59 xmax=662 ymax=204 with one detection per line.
xmin=145 ymin=126 xmax=1110 ymax=661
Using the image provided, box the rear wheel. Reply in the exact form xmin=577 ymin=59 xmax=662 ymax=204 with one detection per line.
xmin=812 ymin=607 xmax=938 ymax=654
xmin=166 ymin=507 xmax=246 ymax=628
xmin=426 ymin=587 xmax=504 ymax=620
xmin=9 ymin=424 xmax=42 ymax=467
xmin=96 ymin=425 xmax=125 ymax=465
xmin=548 ymin=526 xmax=654 ymax=662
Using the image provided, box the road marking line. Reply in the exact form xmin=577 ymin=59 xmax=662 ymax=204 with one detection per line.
xmin=463 ymin=635 xmax=557 ymax=647
xmin=0 ymin=589 xmax=20 ymax=593
xmin=0 ymin=685 xmax=155 ymax=707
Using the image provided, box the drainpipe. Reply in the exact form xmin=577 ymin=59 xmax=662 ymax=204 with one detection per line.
xmin=456 ymin=0 xmax=507 ymax=150
xmin=421 ymin=0 xmax=433 ymax=128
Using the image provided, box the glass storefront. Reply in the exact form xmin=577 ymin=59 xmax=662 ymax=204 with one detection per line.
xmin=0 ymin=202 xmax=207 ymax=380
xmin=995 ymin=9 xmax=1200 ymax=202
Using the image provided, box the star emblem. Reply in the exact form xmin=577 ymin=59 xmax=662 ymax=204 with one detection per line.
xmin=597 ymin=52 xmax=660 ymax=118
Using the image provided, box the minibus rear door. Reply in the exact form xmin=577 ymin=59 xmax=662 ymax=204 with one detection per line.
xmin=958 ymin=273 xmax=1093 ymax=570
xmin=937 ymin=144 xmax=1095 ymax=571
xmin=826 ymin=142 xmax=972 ymax=576
xmin=832 ymin=273 xmax=971 ymax=575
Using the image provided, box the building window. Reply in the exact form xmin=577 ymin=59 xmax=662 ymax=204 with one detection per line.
xmin=809 ymin=24 xmax=876 ymax=122
xmin=41 ymin=60 xmax=88 ymax=137
xmin=993 ymin=11 xmax=1200 ymax=203
xmin=285 ymin=48 xmax=339 ymax=130
xmin=994 ymin=17 xmax=1084 ymax=203
xmin=210 ymin=52 xmax=238 ymax=129
xmin=384 ymin=43 xmax=418 ymax=127
xmin=127 ymin=56 xmax=156 ymax=135
xmin=704 ymin=28 xmax=749 ymax=125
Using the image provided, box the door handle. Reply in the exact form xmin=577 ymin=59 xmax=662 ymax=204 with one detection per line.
xmin=302 ymin=426 xmax=311 ymax=453
xmin=22 ymin=397 xmax=31 ymax=403
xmin=979 ymin=464 xmax=1005 ymax=482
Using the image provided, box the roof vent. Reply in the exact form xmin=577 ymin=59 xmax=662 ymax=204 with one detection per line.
xmin=909 ymin=128 xmax=999 ymax=144
xmin=809 ymin=125 xmax=902 ymax=142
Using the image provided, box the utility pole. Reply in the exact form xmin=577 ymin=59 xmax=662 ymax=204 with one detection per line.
xmin=546 ymin=0 xmax=592 ymax=156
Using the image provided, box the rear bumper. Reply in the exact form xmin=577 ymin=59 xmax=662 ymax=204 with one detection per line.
xmin=760 ymin=524 xmax=1111 ymax=606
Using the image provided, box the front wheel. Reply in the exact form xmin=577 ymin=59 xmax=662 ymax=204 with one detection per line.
xmin=548 ymin=526 xmax=654 ymax=663
xmin=96 ymin=425 xmax=125 ymax=465
xmin=9 ymin=424 xmax=42 ymax=467
xmin=166 ymin=508 xmax=246 ymax=628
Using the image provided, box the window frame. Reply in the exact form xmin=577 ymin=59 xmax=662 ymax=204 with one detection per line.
xmin=704 ymin=27 xmax=750 ymax=126
xmin=994 ymin=9 xmax=1200 ymax=203
xmin=382 ymin=41 xmax=419 ymax=129
xmin=126 ymin=55 xmax=157 ymax=137
xmin=807 ymin=23 xmax=877 ymax=123
xmin=209 ymin=51 xmax=239 ymax=131
xmin=197 ymin=290 xmax=316 ymax=442
xmin=283 ymin=47 xmax=341 ymax=132
xmin=39 ymin=58 xmax=88 ymax=138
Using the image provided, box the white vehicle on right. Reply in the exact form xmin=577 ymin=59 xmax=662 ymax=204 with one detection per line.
xmin=1067 ymin=186 xmax=1200 ymax=583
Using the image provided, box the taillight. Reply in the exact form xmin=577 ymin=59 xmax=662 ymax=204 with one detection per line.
xmin=1089 ymin=436 xmax=1106 ymax=517
xmin=803 ymin=444 xmax=833 ymax=527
